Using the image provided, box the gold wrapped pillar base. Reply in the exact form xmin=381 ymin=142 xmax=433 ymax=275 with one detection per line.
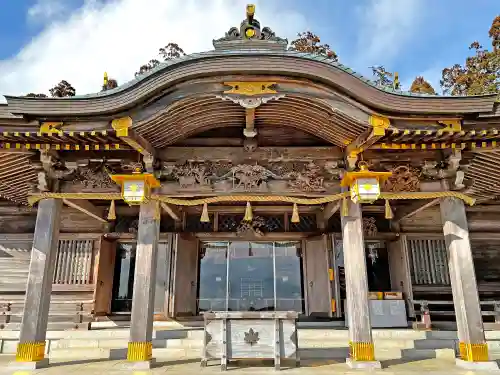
xmin=127 ymin=341 xmax=153 ymax=362
xmin=15 ymin=342 xmax=46 ymax=362
xmin=459 ymin=342 xmax=489 ymax=362
xmin=349 ymin=341 xmax=375 ymax=362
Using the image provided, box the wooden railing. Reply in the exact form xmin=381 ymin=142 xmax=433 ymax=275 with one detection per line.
xmin=0 ymin=299 xmax=94 ymax=330
xmin=412 ymin=300 xmax=500 ymax=330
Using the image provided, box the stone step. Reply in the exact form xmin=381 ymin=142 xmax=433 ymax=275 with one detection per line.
xmin=47 ymin=346 xmax=455 ymax=362
xmin=48 ymin=347 xmax=202 ymax=360
xmin=50 ymin=338 xmax=204 ymax=350
xmin=297 ymin=329 xmax=428 ymax=340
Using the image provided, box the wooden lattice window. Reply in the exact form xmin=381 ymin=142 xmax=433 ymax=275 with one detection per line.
xmin=185 ymin=214 xmax=214 ymax=232
xmin=407 ymin=238 xmax=450 ymax=285
xmin=53 ymin=239 xmax=95 ymax=284
xmin=288 ymin=214 xmax=317 ymax=232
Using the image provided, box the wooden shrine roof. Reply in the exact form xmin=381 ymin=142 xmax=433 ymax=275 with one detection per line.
xmin=2 ymin=50 xmax=498 ymax=117
xmin=0 ymin=49 xmax=499 ymax=206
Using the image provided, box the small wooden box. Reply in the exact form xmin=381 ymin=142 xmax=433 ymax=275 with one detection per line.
xmin=384 ymin=292 xmax=403 ymax=300
xmin=368 ymin=292 xmax=383 ymax=300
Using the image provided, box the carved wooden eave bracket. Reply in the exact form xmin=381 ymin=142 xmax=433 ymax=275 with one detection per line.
xmin=216 ymin=81 xmax=285 ymax=139
xmin=344 ymin=114 xmax=392 ymax=169
xmin=111 ymin=116 xmax=155 ymax=161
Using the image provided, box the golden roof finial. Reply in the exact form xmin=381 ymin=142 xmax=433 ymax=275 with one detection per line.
xmin=246 ymin=4 xmax=255 ymax=18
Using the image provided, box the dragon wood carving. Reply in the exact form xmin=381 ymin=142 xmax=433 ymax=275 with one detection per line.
xmin=161 ymin=161 xmax=333 ymax=193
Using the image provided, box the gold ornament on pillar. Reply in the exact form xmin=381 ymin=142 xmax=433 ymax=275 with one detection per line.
xmin=200 ymin=203 xmax=210 ymax=223
xmin=291 ymin=203 xmax=300 ymax=223
xmin=384 ymin=199 xmax=394 ymax=219
xmin=107 ymin=200 xmax=116 ymax=220
xmin=340 ymin=162 xmax=392 ymax=204
xmin=244 ymin=201 xmax=253 ymax=221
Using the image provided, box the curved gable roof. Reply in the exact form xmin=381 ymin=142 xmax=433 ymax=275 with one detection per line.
xmin=4 ymin=49 xmax=498 ymax=117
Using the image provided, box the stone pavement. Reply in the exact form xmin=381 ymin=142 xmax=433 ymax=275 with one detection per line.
xmin=0 ymin=356 xmax=499 ymax=375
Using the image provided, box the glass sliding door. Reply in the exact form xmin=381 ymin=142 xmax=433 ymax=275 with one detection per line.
xmin=228 ymin=242 xmax=274 ymax=311
xmin=197 ymin=241 xmax=304 ymax=314
xmin=274 ymin=241 xmax=304 ymax=312
xmin=198 ymin=242 xmax=228 ymax=312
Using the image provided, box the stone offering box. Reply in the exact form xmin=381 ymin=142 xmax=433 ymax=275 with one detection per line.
xmin=201 ymin=311 xmax=299 ymax=371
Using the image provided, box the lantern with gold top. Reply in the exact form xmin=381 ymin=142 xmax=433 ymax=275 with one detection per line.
xmin=110 ymin=170 xmax=160 ymax=205
xmin=340 ymin=163 xmax=392 ymax=204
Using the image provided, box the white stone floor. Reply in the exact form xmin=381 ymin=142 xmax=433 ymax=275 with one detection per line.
xmin=1 ymin=356 xmax=499 ymax=375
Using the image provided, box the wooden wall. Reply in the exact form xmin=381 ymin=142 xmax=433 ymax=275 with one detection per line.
xmin=0 ymin=234 xmax=100 ymax=306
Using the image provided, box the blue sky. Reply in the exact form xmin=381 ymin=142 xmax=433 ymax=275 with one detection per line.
xmin=0 ymin=0 xmax=497 ymax=96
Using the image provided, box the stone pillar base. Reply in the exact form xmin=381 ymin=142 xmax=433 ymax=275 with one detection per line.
xmin=121 ymin=359 xmax=156 ymax=370
xmin=8 ymin=358 xmax=49 ymax=370
xmin=346 ymin=358 xmax=382 ymax=370
xmin=456 ymin=358 xmax=499 ymax=371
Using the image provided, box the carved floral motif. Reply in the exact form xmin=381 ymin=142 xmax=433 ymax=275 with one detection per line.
xmin=72 ymin=166 xmax=115 ymax=189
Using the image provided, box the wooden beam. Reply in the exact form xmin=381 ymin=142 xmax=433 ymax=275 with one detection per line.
xmin=160 ymin=202 xmax=181 ymax=221
xmin=345 ymin=127 xmax=385 ymax=156
xmin=63 ymin=198 xmax=107 ymax=223
xmin=111 ymin=116 xmax=155 ymax=158
xmin=160 ymin=146 xmax=343 ymax=162
xmin=0 ymin=148 xmax=36 ymax=155
xmin=323 ymin=201 xmax=340 ymax=221
xmin=393 ymin=198 xmax=441 ymax=222
xmin=345 ymin=115 xmax=390 ymax=157
xmin=243 ymin=108 xmax=257 ymax=138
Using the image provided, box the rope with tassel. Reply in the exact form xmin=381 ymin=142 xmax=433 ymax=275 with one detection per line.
xmin=27 ymin=191 xmax=475 ymax=206
xmin=27 ymin=190 xmax=475 ymax=223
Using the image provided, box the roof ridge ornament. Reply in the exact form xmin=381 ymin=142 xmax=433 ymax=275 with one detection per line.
xmin=213 ymin=4 xmax=288 ymax=51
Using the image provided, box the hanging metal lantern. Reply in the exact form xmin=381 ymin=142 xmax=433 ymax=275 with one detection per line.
xmin=110 ymin=172 xmax=160 ymax=205
xmin=340 ymin=164 xmax=392 ymax=204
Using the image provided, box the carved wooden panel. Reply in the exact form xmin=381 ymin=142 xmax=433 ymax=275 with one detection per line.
xmin=159 ymin=160 xmax=341 ymax=195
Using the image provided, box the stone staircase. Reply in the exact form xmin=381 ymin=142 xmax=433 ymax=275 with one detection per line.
xmin=2 ymin=328 xmax=500 ymax=362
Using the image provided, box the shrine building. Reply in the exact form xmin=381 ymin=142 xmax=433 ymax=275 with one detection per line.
xmin=1 ymin=4 xmax=500 ymax=371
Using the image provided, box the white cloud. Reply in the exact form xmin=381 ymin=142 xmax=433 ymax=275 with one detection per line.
xmin=0 ymin=0 xmax=307 ymax=96
xmin=27 ymin=0 xmax=68 ymax=22
xmin=355 ymin=0 xmax=422 ymax=66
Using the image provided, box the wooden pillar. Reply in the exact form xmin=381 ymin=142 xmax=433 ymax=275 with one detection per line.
xmin=13 ymin=198 xmax=62 ymax=370
xmin=126 ymin=201 xmax=160 ymax=369
xmin=341 ymin=200 xmax=380 ymax=369
xmin=440 ymin=197 xmax=497 ymax=369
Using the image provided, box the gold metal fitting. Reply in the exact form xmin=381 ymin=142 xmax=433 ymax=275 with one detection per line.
xmin=349 ymin=341 xmax=375 ymax=362
xmin=127 ymin=341 xmax=153 ymax=362
xmin=15 ymin=342 xmax=46 ymax=362
xmin=459 ymin=342 xmax=489 ymax=362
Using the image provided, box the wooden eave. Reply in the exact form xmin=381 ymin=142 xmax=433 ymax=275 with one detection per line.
xmin=0 ymin=153 xmax=37 ymax=204
xmin=132 ymin=94 xmax=370 ymax=148
xmin=3 ymin=52 xmax=497 ymax=117
xmin=0 ymin=129 xmax=131 ymax=151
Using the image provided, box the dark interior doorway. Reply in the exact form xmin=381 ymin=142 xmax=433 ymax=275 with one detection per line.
xmin=111 ymin=242 xmax=136 ymax=313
